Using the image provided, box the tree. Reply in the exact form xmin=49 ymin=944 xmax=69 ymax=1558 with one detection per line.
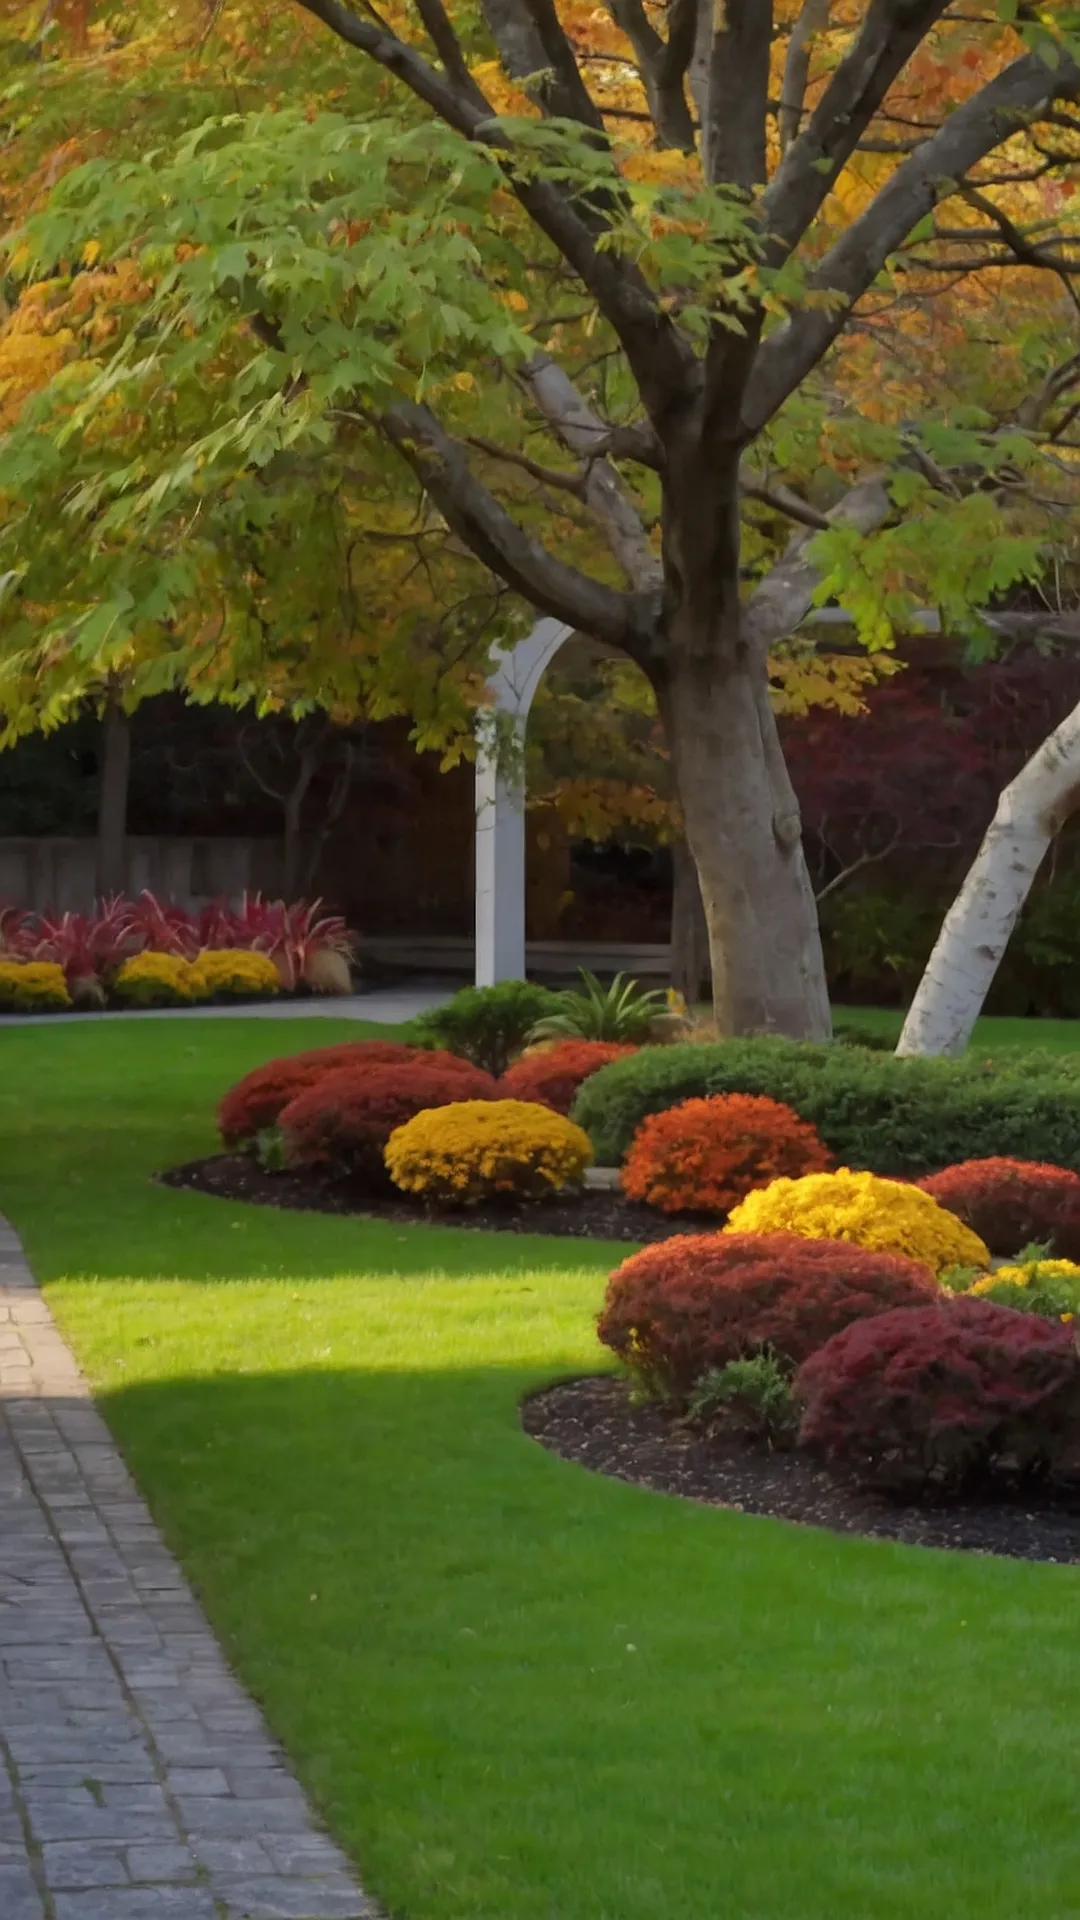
xmin=897 ymin=693 xmax=1080 ymax=1055
xmin=5 ymin=3 xmax=1080 ymax=1029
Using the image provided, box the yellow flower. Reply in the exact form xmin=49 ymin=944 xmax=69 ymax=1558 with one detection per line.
xmin=385 ymin=1099 xmax=592 ymax=1205
xmin=970 ymin=1258 xmax=1080 ymax=1294
xmin=114 ymin=952 xmax=196 ymax=1006
xmin=0 ymin=960 xmax=70 ymax=1011
xmin=190 ymin=949 xmax=280 ymax=999
xmin=725 ymin=1168 xmax=988 ymax=1277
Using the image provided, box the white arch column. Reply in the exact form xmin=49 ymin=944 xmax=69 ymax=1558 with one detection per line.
xmin=475 ymin=616 xmax=573 ymax=986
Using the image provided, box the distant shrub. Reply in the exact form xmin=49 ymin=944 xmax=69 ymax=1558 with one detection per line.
xmin=385 ymin=1098 xmax=592 ymax=1204
xmin=411 ymin=981 xmax=560 ymax=1075
xmin=500 ymin=1040 xmax=637 ymax=1114
xmin=0 ymin=960 xmax=71 ymax=1012
xmin=796 ymin=1296 xmax=1080 ymax=1494
xmin=727 ymin=1169 xmax=989 ymax=1277
xmin=280 ymin=1058 xmax=498 ymax=1184
xmin=113 ymin=952 xmax=195 ymax=1007
xmin=622 ymin=1093 xmax=831 ymax=1215
xmin=218 ymin=1041 xmax=434 ymax=1146
xmin=917 ymin=1158 xmax=1080 ymax=1260
xmin=571 ymin=1037 xmax=1080 ymax=1176
xmin=191 ymin=949 xmax=280 ymax=1000
xmin=596 ymin=1232 xmax=937 ymax=1402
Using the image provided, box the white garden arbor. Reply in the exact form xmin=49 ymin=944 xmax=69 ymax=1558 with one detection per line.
xmin=474 ymin=616 xmax=575 ymax=986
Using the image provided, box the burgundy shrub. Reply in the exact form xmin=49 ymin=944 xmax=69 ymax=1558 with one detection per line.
xmin=796 ymin=1295 xmax=1080 ymax=1493
xmin=280 ymin=1057 xmax=499 ymax=1184
xmin=917 ymin=1158 xmax=1080 ymax=1260
xmin=597 ymin=1232 xmax=938 ymax=1401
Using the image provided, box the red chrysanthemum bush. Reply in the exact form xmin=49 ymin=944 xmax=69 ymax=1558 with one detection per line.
xmin=917 ymin=1158 xmax=1080 ymax=1261
xmin=218 ymin=1042 xmax=462 ymax=1145
xmin=796 ymin=1296 xmax=1080 ymax=1494
xmin=621 ymin=1093 xmax=832 ymax=1216
xmin=279 ymin=1058 xmax=498 ymax=1184
xmin=596 ymin=1232 xmax=938 ymax=1401
xmin=500 ymin=1041 xmax=637 ymax=1115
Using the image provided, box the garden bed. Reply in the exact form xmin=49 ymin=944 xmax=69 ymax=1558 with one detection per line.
xmin=160 ymin=1152 xmax=714 ymax=1241
xmin=523 ymin=1375 xmax=1080 ymax=1564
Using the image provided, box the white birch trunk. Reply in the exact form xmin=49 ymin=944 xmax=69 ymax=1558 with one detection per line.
xmin=896 ymin=698 xmax=1080 ymax=1057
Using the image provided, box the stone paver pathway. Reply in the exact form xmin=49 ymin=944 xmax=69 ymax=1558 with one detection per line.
xmin=0 ymin=1216 xmax=376 ymax=1920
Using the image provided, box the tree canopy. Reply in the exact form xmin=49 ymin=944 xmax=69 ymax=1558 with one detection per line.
xmin=4 ymin=0 xmax=1080 ymax=1030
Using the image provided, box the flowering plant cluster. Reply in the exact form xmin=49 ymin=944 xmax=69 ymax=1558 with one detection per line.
xmin=0 ymin=891 xmax=353 ymax=1008
xmin=386 ymin=1098 xmax=593 ymax=1204
xmin=725 ymin=1168 xmax=989 ymax=1277
xmin=622 ymin=1093 xmax=831 ymax=1216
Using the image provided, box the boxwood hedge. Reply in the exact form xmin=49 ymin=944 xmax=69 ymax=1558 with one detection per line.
xmin=570 ymin=1038 xmax=1080 ymax=1176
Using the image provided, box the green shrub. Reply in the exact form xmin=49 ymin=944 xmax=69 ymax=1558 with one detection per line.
xmin=410 ymin=981 xmax=560 ymax=1076
xmin=688 ymin=1354 xmax=797 ymax=1444
xmin=571 ymin=1037 xmax=1080 ymax=1176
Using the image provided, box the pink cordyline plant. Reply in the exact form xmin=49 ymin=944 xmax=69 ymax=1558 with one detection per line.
xmin=30 ymin=902 xmax=134 ymax=984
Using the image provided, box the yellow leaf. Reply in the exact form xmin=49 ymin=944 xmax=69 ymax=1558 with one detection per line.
xmin=452 ymin=371 xmax=475 ymax=391
xmin=81 ymin=239 xmax=101 ymax=267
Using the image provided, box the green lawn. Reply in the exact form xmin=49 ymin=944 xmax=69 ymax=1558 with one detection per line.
xmin=1 ymin=1016 xmax=1079 ymax=1920
xmin=832 ymin=1003 xmax=1080 ymax=1051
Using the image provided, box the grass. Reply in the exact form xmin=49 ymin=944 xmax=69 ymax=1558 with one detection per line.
xmin=831 ymin=1003 xmax=1080 ymax=1051
xmin=1 ymin=1015 xmax=1079 ymax=1919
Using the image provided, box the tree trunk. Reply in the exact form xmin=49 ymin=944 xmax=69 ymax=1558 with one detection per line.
xmin=95 ymin=688 xmax=131 ymax=900
xmin=658 ymin=643 xmax=831 ymax=1040
xmin=282 ymin=740 xmax=322 ymax=899
xmin=670 ymin=837 xmax=711 ymax=1006
xmin=897 ymin=698 xmax=1080 ymax=1058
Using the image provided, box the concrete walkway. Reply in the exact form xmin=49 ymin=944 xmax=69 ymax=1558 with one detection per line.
xmin=0 ymin=1217 xmax=377 ymax=1920
xmin=0 ymin=982 xmax=451 ymax=1030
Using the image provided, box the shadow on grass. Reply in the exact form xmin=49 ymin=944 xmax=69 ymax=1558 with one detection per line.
xmin=82 ymin=1359 xmax=1080 ymax=1920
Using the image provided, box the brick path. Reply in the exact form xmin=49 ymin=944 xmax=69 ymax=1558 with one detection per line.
xmin=0 ymin=1215 xmax=376 ymax=1920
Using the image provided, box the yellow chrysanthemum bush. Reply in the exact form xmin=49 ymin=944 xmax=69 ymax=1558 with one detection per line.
xmin=726 ymin=1169 xmax=988 ymax=1277
xmin=0 ymin=960 xmax=71 ymax=1011
xmin=385 ymin=1098 xmax=593 ymax=1205
xmin=113 ymin=952 xmax=197 ymax=1007
xmin=190 ymin=949 xmax=280 ymax=1000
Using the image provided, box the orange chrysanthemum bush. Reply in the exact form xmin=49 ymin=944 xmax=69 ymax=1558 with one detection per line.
xmin=796 ymin=1296 xmax=1080 ymax=1494
xmin=917 ymin=1158 xmax=1080 ymax=1261
xmin=279 ymin=1058 xmax=499 ymax=1186
xmin=596 ymin=1232 xmax=938 ymax=1402
xmin=621 ymin=1093 xmax=831 ymax=1216
xmin=500 ymin=1041 xmax=637 ymax=1115
xmin=385 ymin=1099 xmax=592 ymax=1204
xmin=218 ymin=1041 xmax=454 ymax=1146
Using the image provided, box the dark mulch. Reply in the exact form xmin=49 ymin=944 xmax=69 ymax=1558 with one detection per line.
xmin=159 ymin=1153 xmax=715 ymax=1242
xmin=522 ymin=1375 xmax=1080 ymax=1564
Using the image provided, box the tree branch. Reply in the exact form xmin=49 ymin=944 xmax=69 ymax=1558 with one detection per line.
xmin=479 ymin=0 xmax=605 ymax=129
xmin=777 ymin=0 xmax=828 ymax=156
xmin=379 ymin=398 xmax=656 ymax=646
xmin=746 ymin=46 xmax=1080 ymax=434
xmin=521 ymin=353 xmax=663 ymax=588
xmin=741 ymin=474 xmax=892 ymax=652
xmin=763 ymin=0 xmax=951 ymax=255
xmin=606 ymin=0 xmax=696 ymax=149
xmin=705 ymin=0 xmax=773 ymax=189
xmin=293 ymin=0 xmax=699 ymax=421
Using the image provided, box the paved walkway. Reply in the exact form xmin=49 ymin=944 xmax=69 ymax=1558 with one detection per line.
xmin=0 ymin=982 xmax=451 ymax=1030
xmin=0 ymin=1218 xmax=376 ymax=1920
